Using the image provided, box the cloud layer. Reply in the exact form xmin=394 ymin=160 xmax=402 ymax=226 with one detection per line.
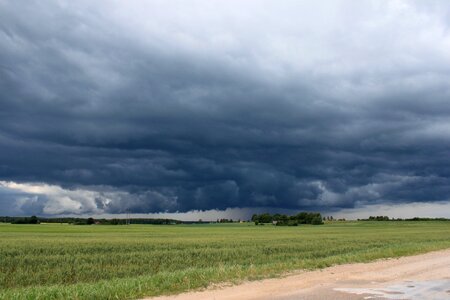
xmin=1 ymin=0 xmax=450 ymax=216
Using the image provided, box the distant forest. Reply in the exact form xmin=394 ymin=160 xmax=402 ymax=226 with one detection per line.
xmin=0 ymin=216 xmax=182 ymax=225
xmin=251 ymin=212 xmax=324 ymax=225
xmin=1 ymin=214 xmax=449 ymax=225
xmin=359 ymin=216 xmax=450 ymax=221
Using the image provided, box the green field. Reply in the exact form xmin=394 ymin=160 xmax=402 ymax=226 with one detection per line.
xmin=1 ymin=221 xmax=450 ymax=300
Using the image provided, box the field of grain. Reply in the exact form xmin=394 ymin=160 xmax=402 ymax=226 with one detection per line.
xmin=1 ymin=221 xmax=450 ymax=300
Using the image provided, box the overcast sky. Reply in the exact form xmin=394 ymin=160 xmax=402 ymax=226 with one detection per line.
xmin=1 ymin=0 xmax=450 ymax=219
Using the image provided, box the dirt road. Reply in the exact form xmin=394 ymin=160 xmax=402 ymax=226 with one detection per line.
xmin=146 ymin=249 xmax=450 ymax=300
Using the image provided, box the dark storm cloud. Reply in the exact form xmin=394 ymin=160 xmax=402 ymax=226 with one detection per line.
xmin=1 ymin=0 xmax=450 ymax=215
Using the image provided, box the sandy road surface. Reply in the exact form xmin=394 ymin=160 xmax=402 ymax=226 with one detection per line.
xmin=146 ymin=249 xmax=450 ymax=300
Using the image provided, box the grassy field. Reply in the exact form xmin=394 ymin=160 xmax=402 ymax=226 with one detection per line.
xmin=1 ymin=221 xmax=450 ymax=300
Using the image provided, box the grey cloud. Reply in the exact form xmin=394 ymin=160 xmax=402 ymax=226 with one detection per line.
xmin=1 ymin=1 xmax=450 ymax=215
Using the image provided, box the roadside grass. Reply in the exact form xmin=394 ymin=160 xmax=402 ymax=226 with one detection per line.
xmin=1 ymin=221 xmax=449 ymax=299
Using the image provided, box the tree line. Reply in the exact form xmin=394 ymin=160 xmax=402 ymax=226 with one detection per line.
xmin=251 ymin=212 xmax=324 ymax=226
xmin=0 ymin=216 xmax=182 ymax=225
xmin=3 ymin=214 xmax=448 ymax=225
xmin=359 ymin=216 xmax=450 ymax=221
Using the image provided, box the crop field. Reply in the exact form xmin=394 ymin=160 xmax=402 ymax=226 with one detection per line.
xmin=1 ymin=221 xmax=450 ymax=300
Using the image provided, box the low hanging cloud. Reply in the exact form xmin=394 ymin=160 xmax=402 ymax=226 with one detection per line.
xmin=0 ymin=181 xmax=178 ymax=215
xmin=1 ymin=1 xmax=450 ymax=216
